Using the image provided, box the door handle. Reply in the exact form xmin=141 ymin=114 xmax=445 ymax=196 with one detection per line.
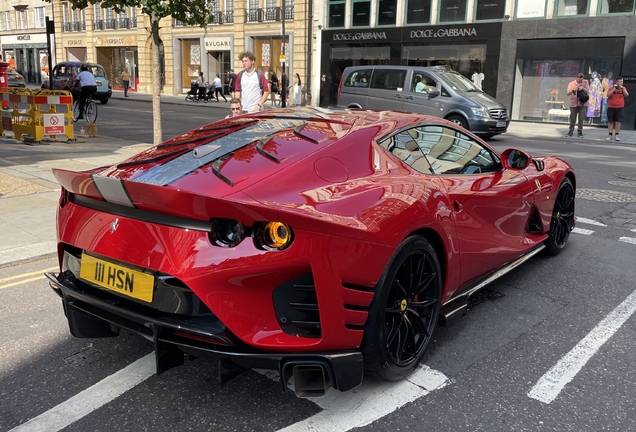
xmin=453 ymin=200 xmax=463 ymax=212
xmin=394 ymin=95 xmax=403 ymax=99
xmin=404 ymin=96 xmax=413 ymax=100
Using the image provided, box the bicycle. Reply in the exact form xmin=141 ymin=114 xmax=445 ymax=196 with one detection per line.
xmin=72 ymin=91 xmax=98 ymax=123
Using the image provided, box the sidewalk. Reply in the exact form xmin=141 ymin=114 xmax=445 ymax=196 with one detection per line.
xmin=1 ymin=95 xmax=636 ymax=267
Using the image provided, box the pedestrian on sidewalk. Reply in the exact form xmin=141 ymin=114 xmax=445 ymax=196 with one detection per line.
xmin=566 ymin=73 xmax=589 ymax=138
xmin=233 ymin=51 xmax=269 ymax=113
xmin=225 ymin=98 xmax=243 ymax=118
xmin=213 ymin=74 xmax=227 ymax=102
xmin=121 ymin=68 xmax=131 ymax=97
xmin=196 ymin=72 xmax=207 ymax=102
xmin=606 ymin=77 xmax=629 ymax=142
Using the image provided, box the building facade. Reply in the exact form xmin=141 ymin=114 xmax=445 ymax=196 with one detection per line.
xmin=46 ymin=0 xmax=311 ymax=97
xmin=317 ymin=0 xmax=636 ymax=129
xmin=0 ymin=0 xmax=53 ymax=85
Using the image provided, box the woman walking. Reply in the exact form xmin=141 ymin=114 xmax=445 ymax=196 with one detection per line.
xmin=214 ymin=74 xmax=227 ymax=102
xmin=288 ymin=73 xmax=302 ymax=106
xmin=269 ymin=71 xmax=279 ymax=107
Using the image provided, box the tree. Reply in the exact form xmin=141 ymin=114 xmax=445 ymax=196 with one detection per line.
xmin=57 ymin=0 xmax=216 ymax=144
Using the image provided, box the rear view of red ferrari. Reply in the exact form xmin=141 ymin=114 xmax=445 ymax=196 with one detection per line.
xmin=46 ymin=108 xmax=575 ymax=397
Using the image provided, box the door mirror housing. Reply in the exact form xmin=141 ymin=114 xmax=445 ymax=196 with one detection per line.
xmin=501 ymin=148 xmax=531 ymax=170
xmin=427 ymin=87 xmax=440 ymax=97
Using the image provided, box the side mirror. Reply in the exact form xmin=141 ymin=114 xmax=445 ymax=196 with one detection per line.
xmin=427 ymin=87 xmax=440 ymax=97
xmin=501 ymin=148 xmax=531 ymax=170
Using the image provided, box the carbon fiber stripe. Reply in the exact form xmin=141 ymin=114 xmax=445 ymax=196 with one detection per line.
xmin=92 ymin=175 xmax=135 ymax=207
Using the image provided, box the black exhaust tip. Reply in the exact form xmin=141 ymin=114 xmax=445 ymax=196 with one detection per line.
xmin=293 ymin=364 xmax=331 ymax=398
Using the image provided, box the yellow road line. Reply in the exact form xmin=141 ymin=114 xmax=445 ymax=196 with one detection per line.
xmin=0 ymin=266 xmax=58 ymax=290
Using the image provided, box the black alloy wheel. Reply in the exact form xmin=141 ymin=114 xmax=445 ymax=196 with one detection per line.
xmin=545 ymin=177 xmax=575 ymax=255
xmin=362 ymin=236 xmax=442 ymax=381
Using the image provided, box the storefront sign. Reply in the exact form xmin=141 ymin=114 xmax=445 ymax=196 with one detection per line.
xmin=332 ymin=32 xmax=387 ymax=41
xmin=410 ymin=28 xmax=477 ymax=39
xmin=64 ymin=39 xmax=84 ymax=47
xmin=94 ymin=36 xmax=136 ymax=47
xmin=204 ymin=36 xmax=232 ymax=51
xmin=2 ymin=34 xmax=47 ymax=44
xmin=516 ymin=0 xmax=547 ymax=18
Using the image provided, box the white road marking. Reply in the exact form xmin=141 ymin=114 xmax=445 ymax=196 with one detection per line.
xmin=632 ymin=229 xmax=636 ymax=232
xmin=575 ymin=217 xmax=607 ymax=227
xmin=276 ymin=365 xmax=449 ymax=432
xmin=528 ymin=289 xmax=636 ymax=404
xmin=572 ymin=227 xmax=594 ymax=235
xmin=619 ymin=237 xmax=636 ymax=245
xmin=9 ymin=353 xmax=155 ymax=432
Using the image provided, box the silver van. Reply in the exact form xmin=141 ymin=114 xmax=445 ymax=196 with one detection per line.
xmin=337 ymin=65 xmax=509 ymax=137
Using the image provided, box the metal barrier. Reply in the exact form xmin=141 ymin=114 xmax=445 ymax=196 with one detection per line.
xmin=0 ymin=88 xmax=75 ymax=142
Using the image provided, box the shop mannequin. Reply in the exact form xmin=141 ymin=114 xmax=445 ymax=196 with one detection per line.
xmin=471 ymin=70 xmax=484 ymax=89
xmin=600 ymin=71 xmax=614 ymax=124
xmin=587 ymin=71 xmax=602 ymax=118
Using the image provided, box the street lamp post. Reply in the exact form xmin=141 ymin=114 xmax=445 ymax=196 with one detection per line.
xmin=45 ymin=17 xmax=54 ymax=90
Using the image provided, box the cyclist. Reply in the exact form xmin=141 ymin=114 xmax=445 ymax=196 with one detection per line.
xmin=74 ymin=64 xmax=97 ymax=120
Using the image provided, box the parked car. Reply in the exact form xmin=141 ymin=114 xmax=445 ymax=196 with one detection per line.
xmin=46 ymin=108 xmax=575 ymax=398
xmin=41 ymin=61 xmax=112 ymax=104
xmin=7 ymin=68 xmax=26 ymax=88
xmin=337 ymin=65 xmax=509 ymax=137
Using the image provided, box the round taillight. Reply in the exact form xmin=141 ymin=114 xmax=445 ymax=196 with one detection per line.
xmin=254 ymin=222 xmax=293 ymax=250
xmin=209 ymin=219 xmax=245 ymax=247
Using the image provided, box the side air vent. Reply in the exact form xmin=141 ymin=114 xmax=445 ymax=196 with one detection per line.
xmin=273 ymin=273 xmax=321 ymax=338
xmin=526 ymin=207 xmax=543 ymax=234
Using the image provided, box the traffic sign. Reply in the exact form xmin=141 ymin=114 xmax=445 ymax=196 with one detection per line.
xmin=44 ymin=113 xmax=65 ymax=135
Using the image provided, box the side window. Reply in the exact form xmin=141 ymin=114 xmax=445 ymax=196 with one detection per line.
xmin=344 ymin=70 xmax=370 ymax=88
xmin=410 ymin=72 xmax=437 ymax=93
xmin=407 ymin=125 xmax=498 ymax=174
xmin=370 ymin=69 xmax=406 ymax=91
xmin=378 ymin=130 xmax=433 ymax=174
xmin=441 ymin=86 xmax=451 ymax=97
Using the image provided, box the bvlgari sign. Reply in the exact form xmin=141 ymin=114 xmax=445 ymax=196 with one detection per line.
xmin=204 ymin=36 xmax=232 ymax=51
xmin=410 ymin=28 xmax=477 ymax=38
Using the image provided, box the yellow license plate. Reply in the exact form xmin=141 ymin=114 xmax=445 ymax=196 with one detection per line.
xmin=79 ymin=254 xmax=155 ymax=302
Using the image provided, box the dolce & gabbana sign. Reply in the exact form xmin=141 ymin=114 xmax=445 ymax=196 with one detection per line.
xmin=333 ymin=31 xmax=387 ymax=41
xmin=410 ymin=27 xmax=477 ymax=39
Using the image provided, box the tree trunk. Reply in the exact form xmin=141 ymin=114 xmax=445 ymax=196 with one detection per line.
xmin=151 ymin=16 xmax=162 ymax=145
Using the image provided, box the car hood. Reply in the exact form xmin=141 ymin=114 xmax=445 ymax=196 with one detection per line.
xmin=463 ymin=91 xmax=506 ymax=110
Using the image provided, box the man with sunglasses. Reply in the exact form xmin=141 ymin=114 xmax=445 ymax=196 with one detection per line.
xmin=226 ymin=98 xmax=243 ymax=118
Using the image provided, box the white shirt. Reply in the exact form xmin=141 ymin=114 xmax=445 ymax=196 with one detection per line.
xmin=239 ymin=70 xmax=263 ymax=112
xmin=214 ymin=77 xmax=222 ymax=88
xmin=77 ymin=70 xmax=97 ymax=87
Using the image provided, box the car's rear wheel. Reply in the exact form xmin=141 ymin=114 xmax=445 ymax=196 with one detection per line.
xmin=545 ymin=177 xmax=575 ymax=255
xmin=361 ymin=236 xmax=441 ymax=381
xmin=446 ymin=114 xmax=468 ymax=130
xmin=100 ymin=98 xmax=109 ymax=104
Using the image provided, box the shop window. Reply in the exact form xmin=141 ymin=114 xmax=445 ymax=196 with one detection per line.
xmin=556 ymin=0 xmax=589 ymax=16
xmin=328 ymin=0 xmax=345 ymax=28
xmin=475 ymin=0 xmax=505 ymax=20
xmin=377 ymin=0 xmax=397 ymax=26
xmin=599 ymin=0 xmax=635 ymax=14
xmin=352 ymin=0 xmax=371 ymax=27
xmin=439 ymin=0 xmax=467 ymax=22
xmin=406 ymin=0 xmax=431 ymax=24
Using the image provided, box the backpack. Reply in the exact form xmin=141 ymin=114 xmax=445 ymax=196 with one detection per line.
xmin=577 ymin=88 xmax=589 ymax=103
xmin=237 ymin=69 xmax=264 ymax=93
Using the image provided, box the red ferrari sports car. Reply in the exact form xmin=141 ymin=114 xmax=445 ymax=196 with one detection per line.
xmin=47 ymin=108 xmax=575 ymax=397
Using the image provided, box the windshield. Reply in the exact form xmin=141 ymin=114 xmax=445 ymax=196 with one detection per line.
xmin=438 ymin=71 xmax=482 ymax=92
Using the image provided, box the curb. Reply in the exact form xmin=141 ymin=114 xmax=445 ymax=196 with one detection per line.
xmin=0 ymin=241 xmax=57 ymax=269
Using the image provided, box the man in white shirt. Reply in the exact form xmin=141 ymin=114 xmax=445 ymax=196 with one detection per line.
xmin=74 ymin=64 xmax=97 ymax=120
xmin=233 ymin=51 xmax=269 ymax=113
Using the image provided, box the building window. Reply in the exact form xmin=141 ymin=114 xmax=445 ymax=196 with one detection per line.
xmin=377 ymin=0 xmax=397 ymax=25
xmin=475 ymin=0 xmax=505 ymax=20
xmin=439 ymin=0 xmax=467 ymax=22
xmin=0 ymin=15 xmax=3 ymax=31
xmin=34 ymin=7 xmax=46 ymax=28
xmin=556 ymin=0 xmax=589 ymax=16
xmin=352 ymin=0 xmax=371 ymax=27
xmin=328 ymin=0 xmax=345 ymax=27
xmin=599 ymin=0 xmax=635 ymax=14
xmin=19 ymin=10 xmax=28 ymax=29
xmin=61 ymin=2 xmax=69 ymax=23
xmin=515 ymin=0 xmax=547 ymax=19
xmin=5 ymin=11 xmax=10 ymax=30
xmin=94 ymin=4 xmax=101 ymax=20
xmin=406 ymin=0 xmax=431 ymax=24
